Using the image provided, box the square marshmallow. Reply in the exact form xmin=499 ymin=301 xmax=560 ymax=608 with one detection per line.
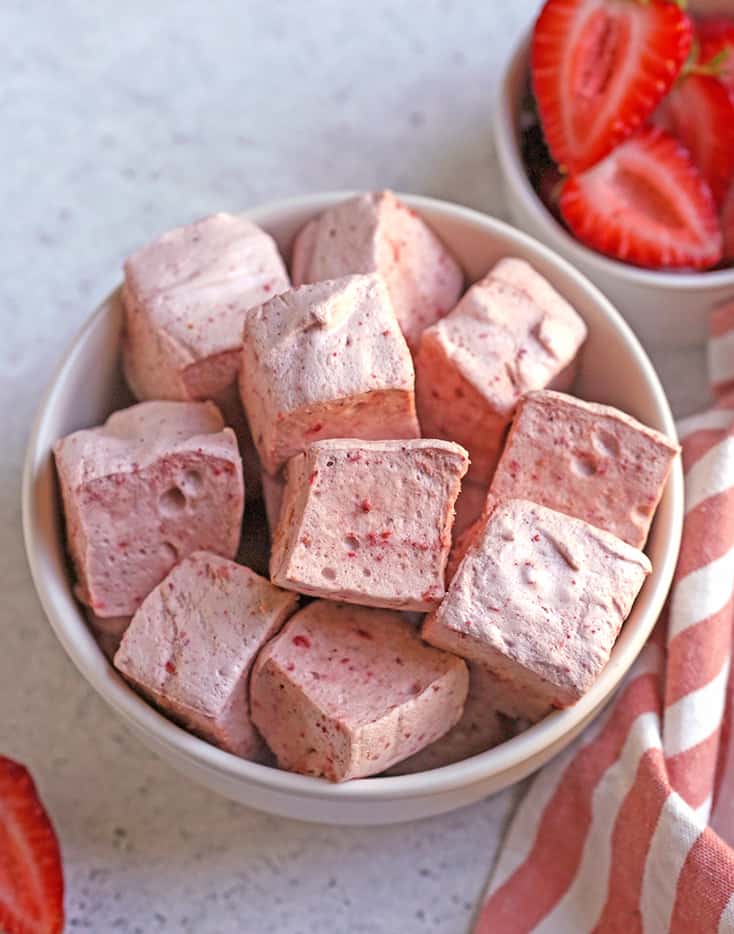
xmin=291 ymin=190 xmax=464 ymax=349
xmin=491 ymin=390 xmax=679 ymax=548
xmin=54 ymin=401 xmax=244 ymax=617
xmin=415 ymin=258 xmax=587 ymax=482
xmin=270 ymin=438 xmax=469 ymax=611
xmin=422 ymin=498 xmax=650 ymax=712
xmin=114 ymin=552 xmax=298 ymax=760
xmin=122 ymin=213 xmax=289 ymax=403
xmin=250 ymin=600 xmax=468 ymax=781
xmin=239 ymin=273 xmax=420 ymax=474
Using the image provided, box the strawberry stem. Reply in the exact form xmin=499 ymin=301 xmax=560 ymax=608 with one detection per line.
xmin=680 ymin=36 xmax=731 ymax=79
xmin=698 ymin=47 xmax=731 ymax=77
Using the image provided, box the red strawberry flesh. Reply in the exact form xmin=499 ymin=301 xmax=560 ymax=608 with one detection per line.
xmin=654 ymin=73 xmax=734 ymax=206
xmin=559 ymin=127 xmax=723 ymax=270
xmin=532 ymin=0 xmax=693 ymax=173
xmin=698 ymin=17 xmax=734 ymax=92
xmin=0 ymin=757 xmax=64 ymax=934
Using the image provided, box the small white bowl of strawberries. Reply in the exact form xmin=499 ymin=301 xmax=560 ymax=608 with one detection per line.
xmin=494 ymin=0 xmax=734 ymax=348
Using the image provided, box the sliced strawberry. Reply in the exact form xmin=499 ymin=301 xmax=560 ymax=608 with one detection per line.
xmin=532 ymin=0 xmax=693 ymax=173
xmin=723 ymin=181 xmax=734 ymax=260
xmin=559 ymin=127 xmax=723 ymax=270
xmin=654 ymin=73 xmax=734 ymax=206
xmin=698 ymin=17 xmax=734 ymax=92
xmin=0 ymin=757 xmax=64 ymax=934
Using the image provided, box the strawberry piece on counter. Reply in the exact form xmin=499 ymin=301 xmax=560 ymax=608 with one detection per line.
xmin=654 ymin=72 xmax=734 ymax=206
xmin=698 ymin=16 xmax=734 ymax=92
xmin=531 ymin=0 xmax=692 ymax=173
xmin=0 ymin=757 xmax=64 ymax=934
xmin=559 ymin=127 xmax=723 ymax=270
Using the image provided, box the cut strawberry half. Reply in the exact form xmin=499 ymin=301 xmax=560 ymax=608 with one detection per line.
xmin=698 ymin=17 xmax=734 ymax=92
xmin=653 ymin=72 xmax=734 ymax=206
xmin=532 ymin=0 xmax=693 ymax=173
xmin=559 ymin=127 xmax=723 ymax=270
xmin=0 ymin=757 xmax=64 ymax=934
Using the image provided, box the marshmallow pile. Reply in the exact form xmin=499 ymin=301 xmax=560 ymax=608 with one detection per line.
xmin=54 ymin=192 xmax=678 ymax=781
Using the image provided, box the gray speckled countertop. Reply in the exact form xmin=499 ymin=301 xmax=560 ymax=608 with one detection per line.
xmin=1 ymin=1 xmax=710 ymax=931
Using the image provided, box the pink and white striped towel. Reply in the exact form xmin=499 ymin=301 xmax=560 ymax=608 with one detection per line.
xmin=474 ymin=303 xmax=734 ymax=934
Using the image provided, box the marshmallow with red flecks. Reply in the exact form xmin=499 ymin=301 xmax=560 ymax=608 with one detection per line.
xmin=270 ymin=438 xmax=469 ymax=611
xmin=239 ymin=274 xmax=420 ymax=474
xmin=122 ymin=213 xmax=289 ymax=403
xmin=54 ymin=401 xmax=244 ymax=618
xmin=387 ymin=662 xmax=514 ymax=774
xmin=290 ymin=191 xmax=464 ymax=349
xmin=114 ymin=552 xmax=298 ymax=760
xmin=250 ymin=600 xmax=468 ymax=781
xmin=490 ymin=390 xmax=679 ymax=549
xmin=415 ymin=258 xmax=587 ymax=482
xmin=422 ymin=498 xmax=650 ymax=714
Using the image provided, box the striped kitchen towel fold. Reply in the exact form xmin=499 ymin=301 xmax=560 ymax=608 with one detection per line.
xmin=474 ymin=303 xmax=734 ymax=934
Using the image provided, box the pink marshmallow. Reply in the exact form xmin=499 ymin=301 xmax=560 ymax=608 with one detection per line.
xmin=239 ymin=273 xmax=420 ymax=474
xmin=54 ymin=401 xmax=244 ymax=617
xmin=122 ymin=213 xmax=289 ymax=403
xmin=290 ymin=191 xmax=464 ymax=349
xmin=422 ymin=497 xmax=650 ymax=714
xmin=491 ymin=390 xmax=679 ymax=549
xmin=270 ymin=438 xmax=469 ymax=611
xmin=415 ymin=258 xmax=587 ymax=482
xmin=114 ymin=552 xmax=298 ymax=760
xmin=388 ymin=663 xmax=513 ymax=774
xmin=250 ymin=600 xmax=468 ymax=781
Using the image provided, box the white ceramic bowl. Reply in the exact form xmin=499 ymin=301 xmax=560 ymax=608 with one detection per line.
xmin=493 ymin=5 xmax=734 ymax=351
xmin=23 ymin=192 xmax=684 ymax=825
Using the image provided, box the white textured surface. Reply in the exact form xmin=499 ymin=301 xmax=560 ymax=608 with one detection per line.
xmin=1 ymin=1 xmax=710 ymax=931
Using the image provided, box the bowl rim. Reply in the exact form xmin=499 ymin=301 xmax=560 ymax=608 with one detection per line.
xmin=493 ymin=33 xmax=734 ymax=292
xmin=22 ymin=190 xmax=685 ymax=802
